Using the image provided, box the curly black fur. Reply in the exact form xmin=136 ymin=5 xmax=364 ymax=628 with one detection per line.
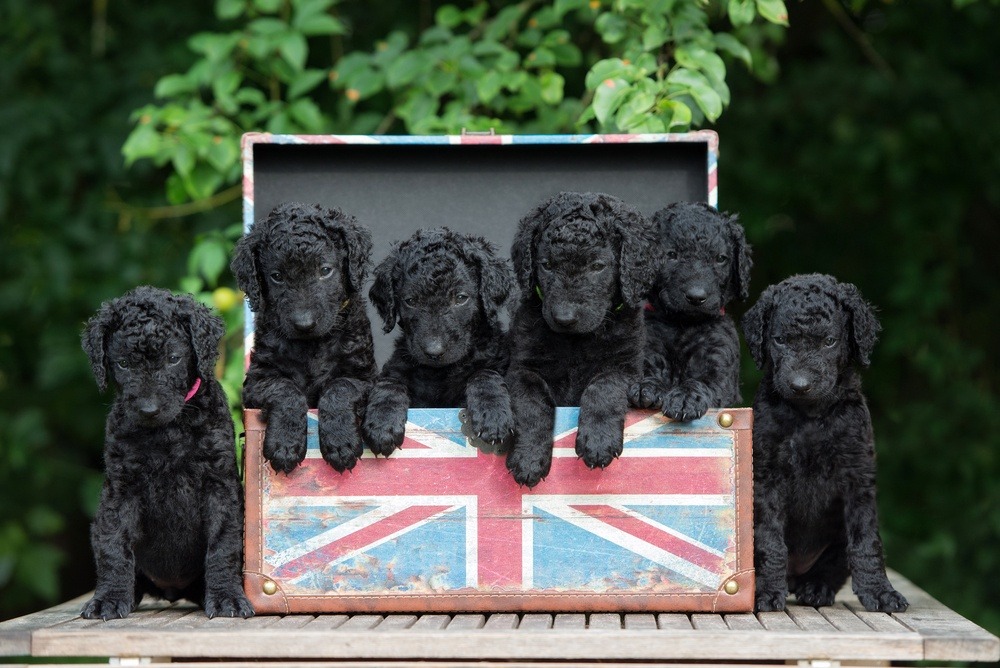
xmin=363 ymin=228 xmax=516 ymax=455
xmin=743 ymin=273 xmax=907 ymax=613
xmin=80 ymin=286 xmax=252 ymax=620
xmin=629 ymin=202 xmax=751 ymax=421
xmin=505 ymin=192 xmax=657 ymax=487
xmin=231 ymin=202 xmax=377 ymax=474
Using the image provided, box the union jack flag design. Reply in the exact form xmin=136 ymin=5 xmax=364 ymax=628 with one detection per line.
xmin=248 ymin=407 xmax=751 ymax=611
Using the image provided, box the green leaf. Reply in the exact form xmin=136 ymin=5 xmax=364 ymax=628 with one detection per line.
xmin=756 ymin=0 xmax=789 ymax=25
xmin=728 ymin=0 xmax=756 ymax=26
xmin=172 ymin=142 xmax=196 ymax=177
xmin=155 ymin=74 xmax=197 ymax=99
xmin=332 ymin=52 xmax=372 ymax=87
xmin=714 ymin=33 xmax=753 ymax=68
xmin=190 ymin=238 xmax=229 ymax=284
xmin=122 ymin=125 xmax=162 ymax=166
xmin=586 ymin=58 xmax=633 ymax=90
xmin=287 ymin=68 xmax=328 ymax=99
xmin=484 ymin=5 xmax=525 ymax=41
xmin=476 ymin=69 xmax=503 ymax=104
xmin=247 ymin=18 xmax=287 ymax=35
xmin=386 ymin=51 xmax=429 ymax=89
xmin=642 ymin=23 xmax=669 ymax=51
xmin=539 ymin=71 xmax=565 ymax=105
xmin=216 ymin=0 xmax=246 ymax=20
xmin=592 ymin=77 xmax=630 ymax=127
xmin=595 ymin=13 xmax=629 ymax=44
xmin=25 ymin=507 xmax=64 ymax=537
xmin=525 ymin=47 xmax=556 ymax=69
xmin=254 ymin=0 xmax=282 ymax=12
xmin=675 ymin=46 xmax=726 ymax=82
xmin=551 ymin=42 xmax=583 ymax=67
xmin=296 ymin=14 xmax=345 ymax=36
xmin=660 ymin=98 xmax=693 ymax=130
xmin=188 ymin=32 xmax=241 ymax=61
xmin=667 ymin=68 xmax=722 ymax=120
xmin=615 ymin=84 xmax=656 ymax=130
xmin=436 ymin=5 xmax=464 ymax=28
xmin=277 ymin=32 xmax=308 ymax=70
xmin=554 ymin=0 xmax=589 ymax=18
xmin=184 ymin=163 xmax=226 ymax=201
xmin=205 ymin=136 xmax=240 ymax=172
xmin=626 ymin=116 xmax=667 ymax=133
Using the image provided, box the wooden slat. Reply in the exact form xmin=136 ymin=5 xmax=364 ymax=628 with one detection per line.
xmin=890 ymin=572 xmax=1000 ymax=662
xmin=482 ymin=613 xmax=518 ymax=630
xmin=518 ymin=614 xmax=553 ymax=630
xmin=756 ymin=610 xmax=800 ymax=632
xmin=724 ymin=613 xmax=763 ymax=631
xmin=820 ymin=603 xmax=877 ymax=633
xmin=409 ymin=615 xmax=450 ymax=630
xmin=553 ymin=614 xmax=585 ymax=629
xmin=303 ymin=614 xmax=349 ymax=630
xmin=375 ymin=615 xmax=417 ymax=631
xmin=335 ymin=615 xmax=383 ymax=631
xmin=0 ymin=594 xmax=91 ymax=655
xmin=266 ymin=615 xmax=316 ymax=630
xmin=785 ymin=605 xmax=839 ymax=632
xmin=690 ymin=614 xmax=727 ymax=631
xmin=657 ymin=613 xmax=693 ymax=630
xmin=446 ymin=614 xmax=486 ymax=630
xmin=624 ymin=614 xmax=657 ymax=630
xmin=844 ymin=601 xmax=911 ymax=634
xmin=588 ymin=614 xmax=621 ymax=630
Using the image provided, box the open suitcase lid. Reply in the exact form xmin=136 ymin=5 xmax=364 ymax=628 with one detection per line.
xmin=241 ymin=131 xmax=718 ymax=363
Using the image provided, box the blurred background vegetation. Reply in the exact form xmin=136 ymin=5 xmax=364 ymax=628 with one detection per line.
xmin=1 ymin=0 xmax=997 ymax=643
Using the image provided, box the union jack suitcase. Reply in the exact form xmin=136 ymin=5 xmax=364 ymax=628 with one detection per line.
xmin=243 ymin=407 xmax=753 ymax=613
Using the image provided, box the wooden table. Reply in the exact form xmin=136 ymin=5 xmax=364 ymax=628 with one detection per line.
xmin=1 ymin=571 xmax=996 ymax=666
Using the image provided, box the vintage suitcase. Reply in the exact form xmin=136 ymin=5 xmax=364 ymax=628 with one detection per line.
xmin=243 ymin=407 xmax=753 ymax=613
xmin=239 ymin=132 xmax=754 ymax=613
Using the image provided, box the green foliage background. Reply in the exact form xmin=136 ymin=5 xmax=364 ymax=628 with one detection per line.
xmin=1 ymin=0 xmax=997 ymax=644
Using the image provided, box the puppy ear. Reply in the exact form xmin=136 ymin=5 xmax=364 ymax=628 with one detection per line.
xmin=511 ymin=199 xmax=550 ymax=296
xmin=727 ymin=214 xmax=753 ymax=302
xmin=369 ymin=245 xmax=400 ymax=334
xmin=462 ymin=235 xmax=515 ymax=329
xmin=178 ymin=296 xmax=226 ymax=381
xmin=838 ymin=281 xmax=881 ymax=367
xmin=323 ymin=209 xmax=373 ymax=294
xmin=81 ymin=301 xmax=117 ymax=392
xmin=230 ymin=225 xmax=263 ymax=312
xmin=600 ymin=195 xmax=657 ymax=309
xmin=741 ymin=284 xmax=776 ymax=369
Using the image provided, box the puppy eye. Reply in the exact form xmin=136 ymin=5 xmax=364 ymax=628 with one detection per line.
xmin=116 ymin=360 xmax=129 ymax=370
xmin=318 ymin=265 xmax=334 ymax=279
xmin=454 ymin=293 xmax=470 ymax=306
xmin=715 ymin=254 xmax=728 ymax=264
xmin=773 ymin=336 xmax=786 ymax=345
xmin=590 ymin=261 xmax=606 ymax=272
xmin=823 ymin=336 xmax=838 ymax=347
xmin=403 ymin=297 xmax=417 ymax=308
xmin=666 ymin=250 xmax=678 ymax=260
xmin=269 ymin=271 xmax=283 ymax=284
xmin=540 ymin=260 xmax=553 ymax=271
xmin=167 ymin=355 xmax=181 ymax=366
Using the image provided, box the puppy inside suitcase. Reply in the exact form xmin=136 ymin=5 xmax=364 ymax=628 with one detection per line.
xmin=364 ymin=227 xmax=516 ymax=454
xmin=81 ymin=287 xmax=252 ymax=619
xmin=629 ymin=201 xmax=751 ymax=421
xmin=231 ymin=202 xmax=377 ymax=473
xmin=743 ymin=273 xmax=908 ymax=612
xmin=505 ymin=192 xmax=657 ymax=486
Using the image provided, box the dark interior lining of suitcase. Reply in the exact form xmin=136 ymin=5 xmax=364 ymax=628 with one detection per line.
xmin=252 ymin=141 xmax=709 ymax=363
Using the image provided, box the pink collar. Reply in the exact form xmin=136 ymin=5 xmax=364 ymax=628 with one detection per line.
xmin=184 ymin=377 xmax=202 ymax=402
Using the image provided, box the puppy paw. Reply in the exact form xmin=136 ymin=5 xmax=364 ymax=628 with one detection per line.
xmin=320 ymin=415 xmax=364 ymax=473
xmin=661 ymin=386 xmax=711 ymax=422
xmin=795 ymin=581 xmax=838 ymax=607
xmin=362 ymin=405 xmax=406 ymax=457
xmin=575 ymin=421 xmax=624 ymax=469
xmin=506 ymin=446 xmax=552 ymax=488
xmin=856 ymin=587 xmax=909 ymax=612
xmin=467 ymin=401 xmax=515 ymax=446
xmin=81 ymin=595 xmax=134 ymax=620
xmin=755 ymin=589 xmax=788 ymax=612
xmin=205 ymin=590 xmax=255 ymax=618
xmin=263 ymin=415 xmax=307 ymax=474
xmin=628 ymin=378 xmax=665 ymax=409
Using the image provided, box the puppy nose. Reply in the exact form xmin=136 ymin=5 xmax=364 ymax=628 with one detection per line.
xmin=685 ymin=287 xmax=708 ymax=306
xmin=552 ymin=307 xmax=579 ymax=328
xmin=292 ymin=312 xmax=316 ymax=333
xmin=423 ymin=339 xmax=445 ymax=359
xmin=138 ymin=401 xmax=161 ymax=418
xmin=790 ymin=377 xmax=812 ymax=395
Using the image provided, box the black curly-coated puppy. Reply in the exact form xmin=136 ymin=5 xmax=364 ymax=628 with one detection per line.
xmin=231 ymin=202 xmax=377 ymax=473
xmin=629 ymin=201 xmax=751 ymax=421
xmin=505 ymin=192 xmax=657 ymax=487
xmin=363 ymin=228 xmax=516 ymax=455
xmin=743 ymin=273 xmax=908 ymax=612
xmin=80 ymin=287 xmax=252 ymax=620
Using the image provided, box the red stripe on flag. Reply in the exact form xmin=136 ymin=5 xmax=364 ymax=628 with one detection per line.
xmin=570 ymin=504 xmax=727 ymax=573
xmin=271 ymin=504 xmax=452 ymax=579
